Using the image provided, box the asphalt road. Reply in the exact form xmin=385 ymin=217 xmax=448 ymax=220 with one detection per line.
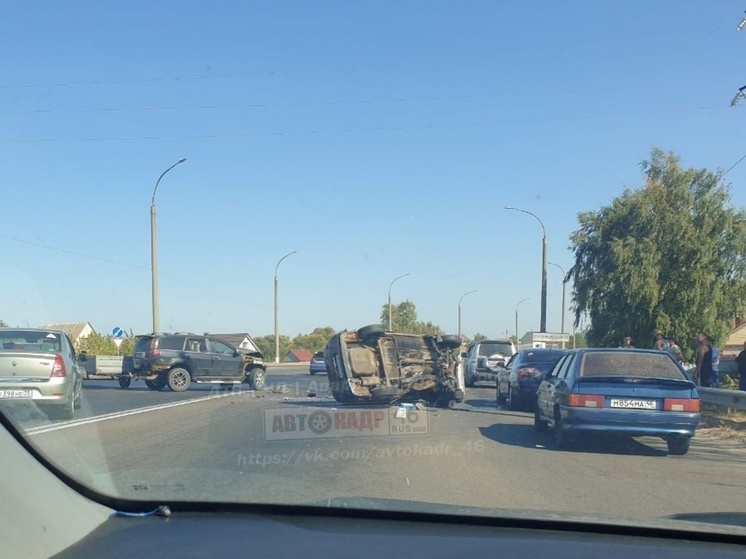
xmin=5 ymin=365 xmax=746 ymax=524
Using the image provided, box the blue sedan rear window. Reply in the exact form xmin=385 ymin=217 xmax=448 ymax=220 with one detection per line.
xmin=580 ymin=352 xmax=686 ymax=379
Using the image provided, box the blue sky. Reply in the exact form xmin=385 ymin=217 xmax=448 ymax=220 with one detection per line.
xmin=1 ymin=1 xmax=746 ymax=340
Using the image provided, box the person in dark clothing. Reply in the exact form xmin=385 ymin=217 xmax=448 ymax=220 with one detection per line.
xmin=736 ymin=341 xmax=746 ymax=392
xmin=695 ymin=333 xmax=713 ymax=387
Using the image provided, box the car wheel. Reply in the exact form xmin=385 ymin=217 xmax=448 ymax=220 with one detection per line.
xmin=370 ymin=384 xmax=399 ymax=400
xmin=507 ymin=387 xmax=520 ymax=411
xmin=73 ymin=388 xmax=82 ymax=409
xmin=553 ymin=409 xmax=569 ymax=449
xmin=667 ymin=436 xmax=691 ymax=456
xmin=54 ymin=393 xmax=75 ymax=420
xmin=168 ymin=368 xmax=191 ymax=392
xmin=438 ymin=335 xmax=462 ymax=350
xmin=534 ymin=406 xmax=548 ymax=432
xmin=357 ymin=324 xmax=386 ymax=342
xmin=146 ymin=377 xmax=167 ymax=391
xmin=248 ymin=367 xmax=266 ymax=391
xmin=118 ymin=375 xmax=131 ymax=389
xmin=496 ymin=386 xmax=506 ymax=406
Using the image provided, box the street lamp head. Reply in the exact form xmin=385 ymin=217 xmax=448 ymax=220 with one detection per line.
xmin=503 ymin=205 xmax=514 ymax=210
xmin=178 ymin=157 xmax=187 ymax=163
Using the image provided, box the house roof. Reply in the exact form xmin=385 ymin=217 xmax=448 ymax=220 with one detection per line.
xmin=724 ymin=323 xmax=746 ymax=353
xmin=38 ymin=322 xmax=94 ymax=340
xmin=286 ymin=348 xmax=313 ymax=362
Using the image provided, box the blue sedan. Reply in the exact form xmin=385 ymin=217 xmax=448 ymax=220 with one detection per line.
xmin=309 ymin=351 xmax=327 ymax=375
xmin=535 ymin=348 xmax=700 ymax=455
xmin=497 ymin=348 xmax=567 ymax=410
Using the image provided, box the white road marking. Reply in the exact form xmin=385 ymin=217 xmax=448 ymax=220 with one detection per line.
xmin=24 ymin=390 xmax=253 ymax=436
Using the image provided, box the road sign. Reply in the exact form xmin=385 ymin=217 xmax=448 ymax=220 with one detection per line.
xmin=532 ymin=332 xmax=570 ymax=343
xmin=113 ymin=337 xmax=124 ymax=349
xmin=112 ymin=327 xmax=124 ymax=338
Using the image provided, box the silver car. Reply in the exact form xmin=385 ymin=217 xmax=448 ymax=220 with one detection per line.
xmin=463 ymin=339 xmax=517 ymax=387
xmin=0 ymin=328 xmax=85 ymax=419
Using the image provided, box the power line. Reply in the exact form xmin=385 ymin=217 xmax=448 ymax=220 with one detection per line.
xmin=0 ymin=27 xmax=732 ymax=92
xmin=0 ymin=104 xmax=730 ymax=144
xmin=0 ymin=82 xmax=712 ymax=117
xmin=0 ymin=234 xmax=264 ymax=307
xmin=0 ymin=54 xmax=502 ymax=90
xmin=720 ymin=152 xmax=746 ymax=177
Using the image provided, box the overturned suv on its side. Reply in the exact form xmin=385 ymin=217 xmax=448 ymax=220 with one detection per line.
xmin=325 ymin=324 xmax=465 ymax=408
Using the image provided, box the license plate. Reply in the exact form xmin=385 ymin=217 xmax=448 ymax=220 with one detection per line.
xmin=610 ymin=398 xmax=656 ymax=410
xmin=0 ymin=389 xmax=34 ymax=399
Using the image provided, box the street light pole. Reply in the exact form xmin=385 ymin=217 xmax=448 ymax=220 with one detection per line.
xmin=516 ymin=298 xmax=529 ymax=349
xmin=504 ymin=206 xmax=548 ymax=333
xmin=549 ymin=262 xmax=567 ymax=348
xmin=274 ymin=251 xmax=297 ymax=363
xmin=150 ymin=157 xmax=186 ymax=334
xmin=458 ymin=290 xmax=477 ymax=340
xmin=387 ymin=274 xmax=410 ymax=331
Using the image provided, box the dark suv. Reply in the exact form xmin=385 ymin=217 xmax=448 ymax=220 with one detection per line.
xmin=123 ymin=333 xmax=266 ymax=392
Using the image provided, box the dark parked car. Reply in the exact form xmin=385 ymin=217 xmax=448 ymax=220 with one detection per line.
xmin=309 ymin=351 xmax=327 ymax=375
xmin=128 ymin=332 xmax=266 ymax=392
xmin=325 ymin=324 xmax=464 ymax=407
xmin=497 ymin=348 xmax=567 ymax=410
xmin=535 ymin=348 xmax=700 ymax=455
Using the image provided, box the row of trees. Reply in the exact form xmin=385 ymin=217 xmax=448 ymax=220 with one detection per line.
xmin=569 ymin=147 xmax=746 ymax=362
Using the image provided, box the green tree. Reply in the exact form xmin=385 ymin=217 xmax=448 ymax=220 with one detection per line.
xmin=380 ymin=300 xmax=419 ymax=333
xmin=568 ymin=332 xmax=588 ymax=349
xmin=76 ymin=333 xmax=135 ymax=356
xmin=254 ymin=334 xmax=291 ymax=362
xmin=417 ymin=321 xmax=444 ymax=337
xmin=472 ymin=332 xmax=487 ymax=342
xmin=568 ymin=148 xmax=746 ymax=362
xmin=292 ymin=326 xmax=336 ymax=353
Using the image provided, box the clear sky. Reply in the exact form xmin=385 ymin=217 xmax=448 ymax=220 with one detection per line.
xmin=1 ymin=1 xmax=745 ymax=340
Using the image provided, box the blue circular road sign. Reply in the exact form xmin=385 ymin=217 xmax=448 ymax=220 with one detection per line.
xmin=112 ymin=327 xmax=124 ymax=338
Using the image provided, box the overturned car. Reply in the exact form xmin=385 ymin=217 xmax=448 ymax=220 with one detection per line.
xmin=325 ymin=325 xmax=465 ymax=407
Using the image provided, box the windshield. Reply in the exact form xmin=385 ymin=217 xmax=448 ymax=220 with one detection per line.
xmin=478 ymin=342 xmax=514 ymax=357
xmin=3 ymin=0 xmax=746 ymax=540
xmin=580 ymin=352 xmax=688 ymax=380
xmin=0 ymin=331 xmax=61 ymax=352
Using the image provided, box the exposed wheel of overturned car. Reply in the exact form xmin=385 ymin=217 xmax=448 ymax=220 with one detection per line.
xmin=370 ymin=384 xmax=399 ymax=400
xmin=118 ymin=375 xmax=131 ymax=389
xmin=357 ymin=324 xmax=385 ymax=343
xmin=438 ymin=335 xmax=462 ymax=350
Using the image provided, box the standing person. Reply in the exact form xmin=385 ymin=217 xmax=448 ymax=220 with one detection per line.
xmin=709 ymin=336 xmax=720 ymax=388
xmin=695 ymin=333 xmax=713 ymax=387
xmin=622 ymin=336 xmax=634 ymax=349
xmin=654 ymin=331 xmax=669 ymax=351
xmin=736 ymin=341 xmax=746 ymax=392
xmin=667 ymin=338 xmax=683 ymax=364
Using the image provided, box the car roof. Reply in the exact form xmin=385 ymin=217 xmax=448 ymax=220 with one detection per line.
xmin=0 ymin=327 xmax=66 ymax=335
xmin=574 ymin=347 xmax=669 ymax=356
xmin=519 ymin=348 xmax=566 ymax=355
